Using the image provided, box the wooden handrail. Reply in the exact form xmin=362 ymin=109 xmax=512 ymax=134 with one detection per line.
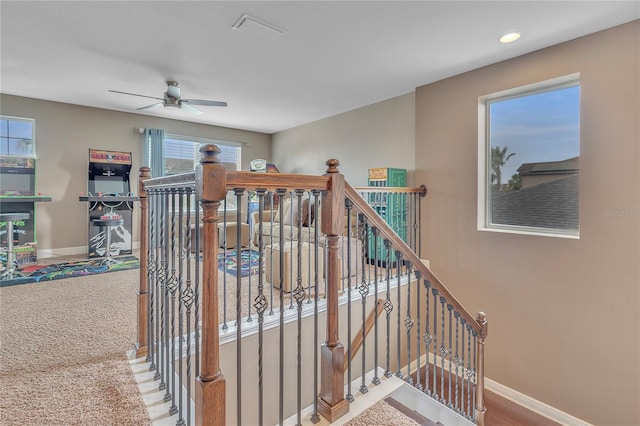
xmin=353 ymin=184 xmax=427 ymax=196
xmin=344 ymin=298 xmax=385 ymax=372
xmin=345 ymin=182 xmax=482 ymax=333
xmin=143 ymin=171 xmax=332 ymax=194
xmin=226 ymin=171 xmax=330 ymax=191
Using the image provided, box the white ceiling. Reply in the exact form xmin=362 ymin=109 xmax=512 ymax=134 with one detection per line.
xmin=1 ymin=1 xmax=638 ymax=134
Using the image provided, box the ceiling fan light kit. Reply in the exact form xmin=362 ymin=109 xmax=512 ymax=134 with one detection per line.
xmin=109 ymin=80 xmax=227 ymax=115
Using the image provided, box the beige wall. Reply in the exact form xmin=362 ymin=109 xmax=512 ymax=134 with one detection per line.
xmin=0 ymin=95 xmax=271 ymax=252
xmin=272 ymin=93 xmax=415 ymax=186
xmin=415 ymin=21 xmax=639 ymax=425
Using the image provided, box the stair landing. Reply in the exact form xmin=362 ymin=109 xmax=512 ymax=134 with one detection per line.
xmin=284 ymin=368 xmax=474 ymax=426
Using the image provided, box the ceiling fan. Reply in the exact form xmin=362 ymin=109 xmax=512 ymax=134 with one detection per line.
xmin=109 ymin=80 xmax=227 ymax=115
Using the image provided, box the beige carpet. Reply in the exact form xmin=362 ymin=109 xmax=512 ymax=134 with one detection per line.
xmin=0 ymin=251 xmax=371 ymax=425
xmin=344 ymin=399 xmax=421 ymax=426
xmin=0 ymin=267 xmax=151 ymax=426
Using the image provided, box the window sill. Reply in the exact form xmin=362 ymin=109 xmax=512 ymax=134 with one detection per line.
xmin=478 ymin=225 xmax=580 ymax=239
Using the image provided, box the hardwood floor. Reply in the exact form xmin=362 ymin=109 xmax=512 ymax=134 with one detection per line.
xmin=409 ymin=364 xmax=563 ymax=425
xmin=484 ymin=389 xmax=562 ymax=426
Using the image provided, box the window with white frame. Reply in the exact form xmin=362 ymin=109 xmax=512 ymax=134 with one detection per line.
xmin=163 ymin=134 xmax=242 ymax=210
xmin=0 ymin=116 xmax=35 ymax=157
xmin=478 ymin=74 xmax=580 ymax=237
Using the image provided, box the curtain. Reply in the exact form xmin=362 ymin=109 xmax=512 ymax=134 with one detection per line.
xmin=143 ymin=128 xmax=165 ymax=177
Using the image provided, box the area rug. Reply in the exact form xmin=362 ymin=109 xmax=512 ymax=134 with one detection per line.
xmin=217 ymin=250 xmax=261 ymax=277
xmin=0 ymin=255 xmax=139 ymax=287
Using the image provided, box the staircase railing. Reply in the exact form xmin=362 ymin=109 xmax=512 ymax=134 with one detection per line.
xmin=135 ymin=144 xmax=487 ymax=425
xmin=345 ymin=182 xmax=488 ymax=424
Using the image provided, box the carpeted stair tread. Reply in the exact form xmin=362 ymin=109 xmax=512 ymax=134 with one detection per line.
xmin=344 ymin=396 xmax=443 ymax=426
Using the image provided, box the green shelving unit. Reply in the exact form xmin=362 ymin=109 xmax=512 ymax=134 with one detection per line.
xmin=366 ymin=167 xmax=407 ymax=266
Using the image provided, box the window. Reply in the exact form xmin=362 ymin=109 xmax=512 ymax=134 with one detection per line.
xmin=163 ymin=134 xmax=241 ymax=175
xmin=478 ymin=74 xmax=580 ymax=237
xmin=163 ymin=134 xmax=242 ymax=209
xmin=0 ymin=116 xmax=35 ymax=157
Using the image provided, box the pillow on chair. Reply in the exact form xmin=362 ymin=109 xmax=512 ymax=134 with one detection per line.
xmin=282 ymin=197 xmax=309 ymax=226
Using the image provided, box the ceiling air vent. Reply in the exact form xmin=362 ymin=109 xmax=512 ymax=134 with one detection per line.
xmin=232 ymin=13 xmax=286 ymax=41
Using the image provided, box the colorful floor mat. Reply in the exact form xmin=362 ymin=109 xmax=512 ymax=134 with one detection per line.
xmin=217 ymin=250 xmax=260 ymax=277
xmin=0 ymin=255 xmax=140 ymax=287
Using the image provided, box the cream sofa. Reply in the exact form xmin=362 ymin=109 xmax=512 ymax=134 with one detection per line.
xmin=251 ymin=196 xmax=362 ymax=278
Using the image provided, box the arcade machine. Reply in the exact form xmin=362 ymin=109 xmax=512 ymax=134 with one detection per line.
xmin=80 ymin=149 xmax=138 ymax=258
xmin=0 ymin=155 xmax=52 ymax=268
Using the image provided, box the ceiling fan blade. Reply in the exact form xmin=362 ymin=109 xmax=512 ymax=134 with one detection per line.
xmin=136 ymin=102 xmax=163 ymax=111
xmin=108 ymin=90 xmax=163 ymax=101
xmin=179 ymin=101 xmax=204 ymax=115
xmin=183 ymin=99 xmax=228 ymax=107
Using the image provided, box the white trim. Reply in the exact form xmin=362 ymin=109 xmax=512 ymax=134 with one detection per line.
xmin=484 ymin=377 xmax=593 ymax=426
xmin=37 ymin=241 xmax=140 ymax=258
xmin=37 ymin=245 xmax=87 ymax=258
xmin=406 ymin=352 xmax=592 ymax=426
xmin=476 ymin=73 xmax=581 ymax=238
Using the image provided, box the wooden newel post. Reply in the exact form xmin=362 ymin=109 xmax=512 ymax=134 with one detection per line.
xmin=318 ymin=159 xmax=349 ymax=422
xmin=195 ymin=144 xmax=227 ymax=426
xmin=475 ymin=312 xmax=488 ymax=426
xmin=136 ymin=166 xmax=151 ymax=359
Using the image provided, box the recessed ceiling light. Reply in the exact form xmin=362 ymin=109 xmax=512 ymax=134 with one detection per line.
xmin=499 ymin=32 xmax=521 ymax=43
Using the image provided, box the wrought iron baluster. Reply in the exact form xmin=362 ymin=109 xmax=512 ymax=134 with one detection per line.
xmin=276 ymin=188 xmax=286 ymax=426
xmin=372 ymin=227 xmax=380 ymax=386
xmin=153 ymin=190 xmax=162 ymax=381
xmin=439 ymin=296 xmax=447 ymax=404
xmin=306 ymin=191 xmax=314 ymax=304
xmin=472 ymin=329 xmax=478 ymax=422
xmin=234 ymin=187 xmax=245 ymax=425
xmin=148 ymin=189 xmax=157 ymax=371
xmin=254 ymin=189 xmax=268 ymax=426
xmin=415 ymin=270 xmax=422 ymax=391
xmin=310 ymin=191 xmax=321 ymax=423
xmin=175 ymin=189 xmax=186 ymax=426
xmin=423 ymin=279 xmax=432 ymax=396
xmin=405 ymin=261 xmax=414 ymax=385
xmin=454 ymin=312 xmax=461 ymax=414
xmin=162 ymin=190 xmax=171 ymax=404
xmin=268 ymin=192 xmax=275 ymax=316
xmin=432 ymin=287 xmax=439 ymax=398
xmin=168 ymin=190 xmax=178 ymax=415
xmin=383 ymin=240 xmax=393 ymax=379
xmin=395 ymin=250 xmax=403 ymax=378
xmin=460 ymin=318 xmax=466 ymax=416
xmin=466 ymin=323 xmax=473 ymax=418
xmin=287 ymin=192 xmax=294 ymax=310
xmin=293 ymin=189 xmax=306 ymax=425
xmin=157 ymin=190 xmax=167 ymax=389
xmin=182 ymin=189 xmax=194 ymax=426
xmin=345 ymin=198 xmax=355 ymax=403
xmin=447 ymin=304 xmax=453 ymax=408
xmin=358 ymin=215 xmax=369 ymax=395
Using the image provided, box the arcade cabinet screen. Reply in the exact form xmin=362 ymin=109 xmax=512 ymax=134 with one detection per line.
xmin=91 ymin=175 xmax=128 ymax=195
xmin=0 ymin=172 xmax=35 ymax=196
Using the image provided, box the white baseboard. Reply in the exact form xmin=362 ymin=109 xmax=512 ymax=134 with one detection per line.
xmin=38 ymin=242 xmax=140 ymax=258
xmin=408 ymin=352 xmax=591 ymax=426
xmin=38 ymin=246 xmax=87 ymax=258
xmin=484 ymin=377 xmax=593 ymax=426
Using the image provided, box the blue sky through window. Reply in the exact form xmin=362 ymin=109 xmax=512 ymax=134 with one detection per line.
xmin=489 ymin=85 xmax=580 ymax=180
